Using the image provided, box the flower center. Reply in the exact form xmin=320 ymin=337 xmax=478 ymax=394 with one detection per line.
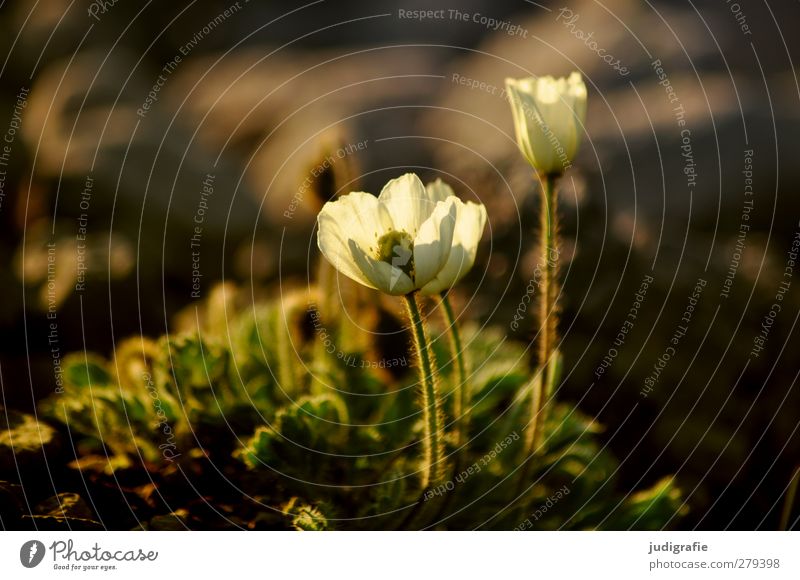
xmin=375 ymin=230 xmax=415 ymax=279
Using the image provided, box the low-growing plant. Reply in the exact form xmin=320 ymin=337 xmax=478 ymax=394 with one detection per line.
xmin=34 ymin=72 xmax=686 ymax=530
xmin=37 ymin=281 xmax=685 ymax=529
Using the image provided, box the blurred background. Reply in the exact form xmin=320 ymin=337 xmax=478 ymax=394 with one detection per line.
xmin=1 ymin=0 xmax=799 ymax=529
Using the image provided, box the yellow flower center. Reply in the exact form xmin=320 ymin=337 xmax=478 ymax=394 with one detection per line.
xmin=375 ymin=230 xmax=415 ymax=279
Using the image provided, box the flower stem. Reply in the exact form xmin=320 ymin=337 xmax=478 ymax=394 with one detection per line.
xmin=276 ymin=305 xmax=297 ymax=395
xmin=440 ymin=292 xmax=469 ymax=450
xmin=527 ymin=172 xmax=560 ymax=456
xmin=404 ymin=293 xmax=445 ymax=488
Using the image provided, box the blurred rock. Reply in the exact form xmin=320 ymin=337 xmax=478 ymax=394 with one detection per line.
xmin=34 ymin=492 xmax=96 ymax=521
xmin=0 ymin=407 xmax=59 ymax=473
xmin=164 ymin=47 xmax=442 ymax=228
xmin=421 ymin=0 xmax=800 ymax=220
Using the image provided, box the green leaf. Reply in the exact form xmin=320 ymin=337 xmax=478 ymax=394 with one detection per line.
xmin=283 ymin=498 xmax=330 ymax=531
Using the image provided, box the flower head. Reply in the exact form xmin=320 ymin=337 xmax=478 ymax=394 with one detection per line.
xmin=505 ymin=72 xmax=587 ymax=175
xmin=418 ymin=179 xmax=487 ymax=295
xmin=317 ymin=173 xmax=486 ymax=296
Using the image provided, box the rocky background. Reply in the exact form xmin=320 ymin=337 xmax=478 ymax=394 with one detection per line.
xmin=1 ymin=0 xmax=798 ymax=529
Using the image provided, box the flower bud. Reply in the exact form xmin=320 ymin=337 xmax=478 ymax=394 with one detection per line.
xmin=505 ymin=72 xmax=587 ymax=175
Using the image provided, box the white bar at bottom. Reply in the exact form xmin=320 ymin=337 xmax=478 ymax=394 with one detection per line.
xmin=1 ymin=531 xmax=798 ymax=578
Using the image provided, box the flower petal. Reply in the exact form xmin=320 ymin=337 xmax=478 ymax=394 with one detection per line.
xmin=413 ymin=197 xmax=457 ymax=288
xmin=505 ymin=73 xmax=587 ymax=175
xmin=426 ymin=178 xmax=455 ymax=203
xmin=420 ymin=200 xmax=487 ymax=295
xmin=567 ymin=71 xmax=588 ymax=127
xmin=505 ymin=78 xmax=540 ymax=168
xmin=348 ymin=239 xmax=414 ymax=295
xmin=378 ymin=173 xmax=437 ymax=237
xmin=317 ymin=191 xmax=393 ymax=289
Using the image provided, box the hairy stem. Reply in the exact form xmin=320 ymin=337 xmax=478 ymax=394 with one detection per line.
xmin=276 ymin=305 xmax=297 ymax=395
xmin=440 ymin=292 xmax=469 ymax=450
xmin=527 ymin=172 xmax=560 ymax=456
xmin=404 ymin=293 xmax=445 ymax=488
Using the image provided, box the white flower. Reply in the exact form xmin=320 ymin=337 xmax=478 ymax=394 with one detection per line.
xmin=505 ymin=72 xmax=587 ymax=175
xmin=418 ymin=179 xmax=487 ymax=295
xmin=317 ymin=173 xmax=486 ymax=296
